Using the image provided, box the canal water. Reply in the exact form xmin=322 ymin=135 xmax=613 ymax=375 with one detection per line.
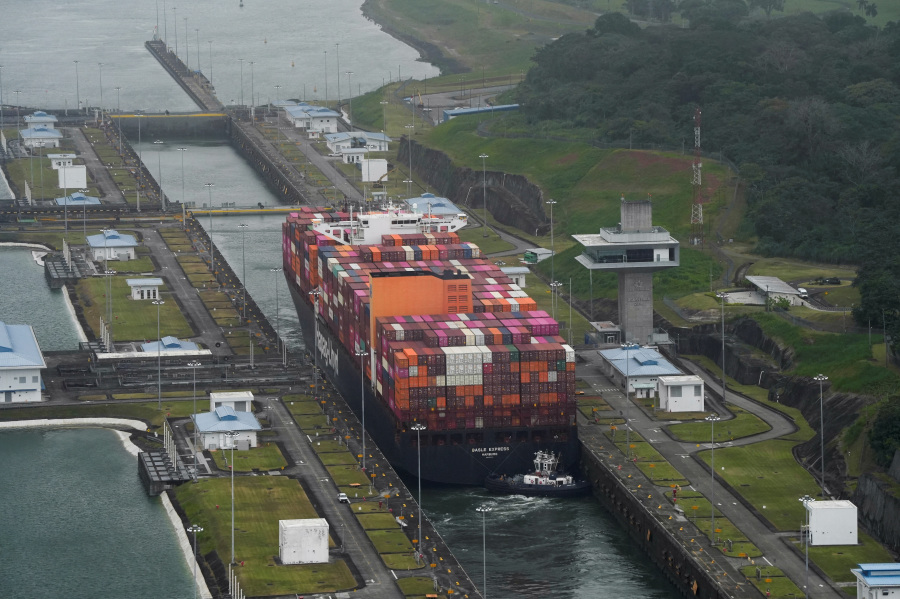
xmin=1 ymin=1 xmax=679 ymax=597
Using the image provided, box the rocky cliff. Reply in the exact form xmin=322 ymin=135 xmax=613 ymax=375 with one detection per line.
xmin=854 ymin=464 xmax=900 ymax=553
xmin=399 ymin=138 xmax=549 ymax=234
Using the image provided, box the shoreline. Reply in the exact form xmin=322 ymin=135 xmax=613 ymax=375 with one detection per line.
xmin=0 ymin=419 xmax=213 ymax=599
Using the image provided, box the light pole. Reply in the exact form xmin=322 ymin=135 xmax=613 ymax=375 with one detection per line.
xmin=355 ymin=349 xmax=369 ymax=483
xmin=799 ymin=494 xmax=814 ymax=599
xmin=249 ymin=61 xmax=255 ymax=108
xmin=707 ymin=413 xmax=721 ymax=545
xmin=195 ymin=29 xmax=200 ymax=73
xmin=309 ymin=288 xmax=321 ymax=403
xmin=152 ymin=299 xmax=165 ymax=410
xmin=225 ymin=430 xmax=238 ymax=566
xmin=550 ymin=281 xmax=563 ymax=321
xmin=188 ymin=360 xmax=201 ymax=481
xmin=476 ymin=505 xmax=491 ymax=599
xmin=238 ymin=58 xmax=244 ymax=107
xmin=346 ymin=71 xmax=354 ymax=131
xmin=271 ymin=268 xmax=284 ymax=365
xmin=136 ymin=111 xmax=145 ymax=212
xmin=239 ymin=223 xmax=249 ymax=320
xmin=204 ymin=183 xmax=215 ymax=278
xmin=323 ymin=50 xmax=328 ymax=106
xmin=208 ymin=40 xmax=213 ymax=86
xmin=411 ymin=422 xmax=426 ymax=565
xmin=335 ymin=43 xmax=341 ymax=106
xmin=184 ymin=17 xmax=189 ymax=71
xmin=716 ymin=291 xmax=727 ymax=402
xmin=479 ymin=153 xmax=489 ymax=238
xmin=379 ymin=100 xmax=388 ymax=132
xmin=73 ymin=60 xmax=80 ymax=113
xmin=154 ymin=140 xmax=165 ymax=210
xmin=814 ymin=374 xmax=828 ymax=498
xmin=173 ymin=7 xmax=178 ymax=59
xmin=274 ymin=84 xmax=282 ymax=107
xmin=97 ymin=63 xmax=104 ymax=111
xmin=405 ymin=123 xmax=414 ymax=196
xmin=187 ymin=524 xmax=203 ymax=599
xmin=0 ymin=65 xmax=4 ymax=129
xmin=114 ymin=87 xmax=122 ymax=154
xmin=79 ymin=188 xmax=89 ymax=239
xmin=546 ymin=198 xmax=557 ymax=318
xmin=177 ymin=147 xmax=187 ymax=211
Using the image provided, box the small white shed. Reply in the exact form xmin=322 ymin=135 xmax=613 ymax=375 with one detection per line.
xmin=279 ymin=518 xmax=329 ymax=564
xmin=657 ymin=375 xmax=705 ymax=412
xmin=210 ymin=390 xmax=254 ymax=413
xmin=807 ymin=500 xmax=858 ymax=546
xmin=127 ymin=278 xmax=163 ymax=300
xmin=361 ymin=158 xmax=388 ymax=182
xmin=58 ymin=165 xmax=87 ymax=189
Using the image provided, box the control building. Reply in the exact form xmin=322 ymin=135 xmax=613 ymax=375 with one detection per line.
xmin=573 ymin=197 xmax=679 ymax=344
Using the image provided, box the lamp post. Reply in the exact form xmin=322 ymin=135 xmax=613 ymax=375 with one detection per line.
xmin=187 ymin=524 xmax=203 ymax=599
xmin=309 ymin=288 xmax=321 ymax=403
xmin=274 ymin=84 xmax=281 ymax=107
xmin=208 ymin=40 xmax=213 ymax=86
xmin=271 ymin=268 xmax=284 ymax=365
xmin=707 ymin=413 xmax=721 ymax=544
xmin=97 ymin=63 xmax=104 ymax=111
xmin=479 ymin=153 xmax=489 ymax=238
xmin=79 ymin=188 xmax=89 ymax=239
xmin=238 ymin=223 xmax=249 ymax=320
xmin=152 ymin=299 xmax=165 ymax=410
xmin=814 ymin=374 xmax=828 ymax=498
xmin=405 ymin=123 xmax=414 ymax=196
xmin=0 ymin=65 xmax=4 ymax=129
xmin=249 ymin=61 xmax=255 ymax=109
xmin=177 ymin=146 xmax=187 ymax=211
xmin=154 ymin=140 xmax=165 ymax=210
xmin=476 ymin=505 xmax=491 ymax=599
xmin=188 ymin=360 xmax=201 ymax=481
xmin=410 ymin=422 xmax=426 ymax=565
xmin=238 ymin=58 xmax=244 ymax=107
xmin=346 ymin=71 xmax=354 ymax=131
xmin=173 ymin=7 xmax=178 ymax=59
xmin=323 ymin=50 xmax=328 ymax=106
xmin=204 ymin=182 xmax=215 ymax=278
xmin=114 ymin=86 xmax=122 ymax=154
xmin=715 ymin=291 xmax=727 ymax=402
xmin=335 ymin=43 xmax=341 ymax=106
xmin=225 ymin=430 xmax=238 ymax=565
xmin=799 ymin=494 xmax=814 ymax=599
xmin=184 ymin=17 xmax=189 ymax=71
xmin=195 ymin=29 xmax=200 ymax=74
xmin=546 ymin=198 xmax=557 ymax=317
xmin=355 ymin=349 xmax=369 ymax=481
xmin=136 ymin=111 xmax=145 ymax=212
xmin=550 ymin=281 xmax=562 ymax=322
xmin=73 ymin=60 xmax=80 ymax=113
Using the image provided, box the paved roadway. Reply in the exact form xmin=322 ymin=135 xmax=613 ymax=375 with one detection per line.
xmin=576 ymin=349 xmax=845 ymax=599
xmin=68 ymin=127 xmax=126 ymax=204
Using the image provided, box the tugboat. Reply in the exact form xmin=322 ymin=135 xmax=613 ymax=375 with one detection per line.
xmin=484 ymin=451 xmax=590 ymax=497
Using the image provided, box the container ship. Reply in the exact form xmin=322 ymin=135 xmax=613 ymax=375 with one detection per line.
xmin=282 ymin=204 xmax=579 ymax=485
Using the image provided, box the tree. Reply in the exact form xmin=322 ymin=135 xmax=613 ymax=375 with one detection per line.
xmin=749 ymin=0 xmax=785 ymax=18
xmin=869 ymin=399 xmax=900 ymax=468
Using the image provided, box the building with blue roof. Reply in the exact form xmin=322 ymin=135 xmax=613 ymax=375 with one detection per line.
xmin=193 ymin=405 xmax=261 ymax=450
xmin=284 ymin=104 xmax=340 ymax=134
xmin=598 ymin=345 xmax=682 ymax=398
xmin=852 ymin=563 xmax=900 ymax=597
xmin=86 ymin=229 xmax=138 ymax=261
xmin=127 ymin=278 xmax=164 ymax=300
xmin=55 ymin=192 xmax=100 ymax=206
xmin=402 ymin=193 xmax=464 ymax=217
xmin=20 ymin=126 xmax=63 ymax=149
xmin=141 ymin=336 xmax=200 ymax=353
xmin=0 ymin=321 xmax=46 ymax=403
xmin=24 ymin=111 xmax=58 ymax=127
xmin=324 ymin=131 xmax=391 ymax=153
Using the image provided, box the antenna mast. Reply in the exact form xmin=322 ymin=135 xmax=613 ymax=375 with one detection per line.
xmin=690 ymin=107 xmax=704 ymax=246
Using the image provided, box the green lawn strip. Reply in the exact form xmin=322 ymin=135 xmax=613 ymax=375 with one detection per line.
xmin=365 ymin=528 xmax=419 ymax=557
xmin=103 ymin=256 xmax=155 ymax=273
xmin=397 ymin=576 xmax=452 ymax=598
xmin=75 ymin=278 xmax=192 ymax=340
xmin=739 ymin=566 xmax=805 ymax=599
xmin=674 ymin=491 xmax=759 ymax=556
xmin=456 ymin=227 xmax=514 ymax=255
xmin=176 ymin=255 xmax=205 ymax=264
xmin=319 ymin=451 xmax=358 ymax=466
xmin=175 ymin=477 xmax=356 ymax=596
xmin=667 ymin=405 xmax=771 ymax=443
xmin=180 ymin=263 xmax=211 ymax=274
xmin=356 ymin=512 xmax=400 ymax=530
xmin=208 ymin=445 xmax=288 ymax=471
xmin=110 ymin=391 xmax=196 ymax=400
xmin=76 ymin=394 xmax=109 ymax=401
xmin=700 ymin=439 xmax=820 ymax=531
xmin=311 ymin=439 xmax=344 ymax=453
xmin=634 ymin=462 xmax=690 ymax=487
xmin=285 ymin=398 xmax=324 ymax=415
xmin=187 ymin=273 xmax=217 ymax=285
xmin=326 ymin=465 xmax=370 ymax=487
xmin=382 ymin=552 xmax=423 ymax=570
xmin=806 ymin=530 xmax=894 ymax=584
xmin=0 ymin=401 xmax=194 ymax=428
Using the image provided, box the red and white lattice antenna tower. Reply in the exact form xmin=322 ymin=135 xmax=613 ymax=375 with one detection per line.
xmin=690 ymin=107 xmax=704 ymax=246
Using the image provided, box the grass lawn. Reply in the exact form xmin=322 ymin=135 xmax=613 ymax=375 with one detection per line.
xmin=700 ymin=439 xmax=821 ymax=531
xmin=739 ymin=565 xmax=805 ymax=599
xmin=75 ymin=278 xmax=193 ymax=341
xmin=456 ymin=226 xmax=514 ymax=255
xmin=0 ymin=401 xmax=194 ymax=428
xmin=294 ymin=413 xmax=331 ymax=431
xmin=667 ymin=405 xmax=771 ymax=443
xmin=397 ymin=576 xmax=451 ymax=597
xmin=806 ymin=530 xmax=894 ymax=584
xmin=209 ymin=444 xmax=288 ymax=471
xmin=175 ymin=477 xmax=356 ymax=596
xmin=326 ymin=465 xmax=370 ymax=487
xmin=104 ymin=256 xmax=156 ymax=273
xmin=366 ymin=528 xmax=419 ymax=558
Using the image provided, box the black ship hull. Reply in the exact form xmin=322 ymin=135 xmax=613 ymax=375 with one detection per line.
xmin=287 ymin=281 xmax=581 ymax=486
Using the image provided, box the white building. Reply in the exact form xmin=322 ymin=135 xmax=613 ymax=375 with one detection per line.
xmin=47 ymin=154 xmax=76 ymax=169
xmin=279 ymin=519 xmax=329 ymax=564
xmin=127 ymin=278 xmax=163 ymax=300
xmin=745 ymin=276 xmax=804 ymax=307
xmin=284 ymin=104 xmax=341 ymax=134
xmin=597 ymin=345 xmax=681 ymax=398
xmin=324 ymin=131 xmax=391 ymax=153
xmin=0 ymin=322 xmax=46 ymax=403
xmin=852 ymin=563 xmax=900 ymax=599
xmin=807 ymin=500 xmax=858 ymax=546
xmin=87 ymin=229 xmax=138 ymax=261
xmin=361 ymin=159 xmax=388 ymax=183
xmin=342 ymin=148 xmax=367 ymax=164
xmin=500 ymin=266 xmax=530 ymax=288
xmin=193 ymin=405 xmax=261 ymax=450
xmin=24 ymin=111 xmax=58 ymax=127
xmin=20 ymin=126 xmax=63 ymax=149
xmin=210 ymin=390 xmax=254 ymax=413
xmin=657 ymin=375 xmax=705 ymax=412
xmin=58 ymin=165 xmax=88 ymax=190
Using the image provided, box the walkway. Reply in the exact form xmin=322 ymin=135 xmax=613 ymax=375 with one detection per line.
xmin=68 ymin=127 xmax=125 ymax=204
xmin=576 ymin=350 xmax=844 ymax=599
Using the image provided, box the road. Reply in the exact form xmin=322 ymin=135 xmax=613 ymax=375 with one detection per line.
xmin=576 ymin=349 xmax=845 ymax=599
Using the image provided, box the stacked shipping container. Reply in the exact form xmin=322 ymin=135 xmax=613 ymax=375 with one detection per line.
xmin=283 ymin=207 xmax=577 ymax=435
